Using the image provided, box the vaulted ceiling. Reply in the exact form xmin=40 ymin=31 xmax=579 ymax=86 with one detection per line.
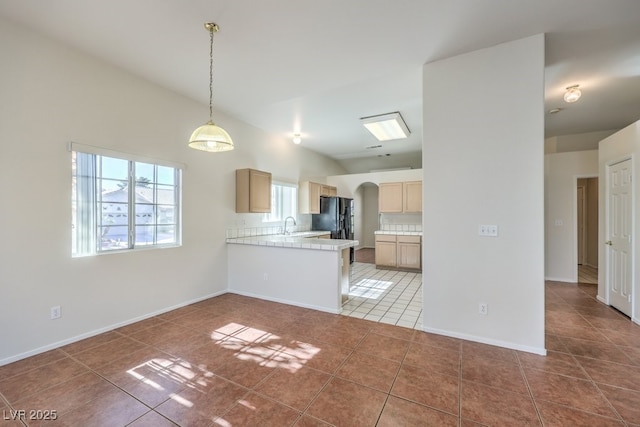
xmin=1 ymin=1 xmax=639 ymax=171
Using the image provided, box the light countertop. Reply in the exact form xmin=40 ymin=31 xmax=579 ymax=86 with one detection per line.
xmin=374 ymin=230 xmax=423 ymax=236
xmin=226 ymin=231 xmax=358 ymax=251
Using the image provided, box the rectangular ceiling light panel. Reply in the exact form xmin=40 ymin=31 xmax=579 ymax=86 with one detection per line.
xmin=361 ymin=112 xmax=410 ymax=141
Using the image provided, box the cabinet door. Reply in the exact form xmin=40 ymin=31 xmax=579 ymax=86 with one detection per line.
xmin=249 ymin=169 xmax=272 ymax=212
xmin=397 ymin=242 xmax=421 ymax=269
xmin=328 ymin=186 xmax=338 ymax=197
xmin=379 ymin=182 xmax=404 ymax=213
xmin=309 ymin=182 xmax=321 ymax=214
xmin=403 ymin=181 xmax=422 ymax=213
xmin=298 ymin=181 xmax=321 ymax=214
xmin=375 ymin=241 xmax=397 ymax=267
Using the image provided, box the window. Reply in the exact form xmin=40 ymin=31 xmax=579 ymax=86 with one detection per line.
xmin=263 ymin=181 xmax=297 ymax=223
xmin=71 ymin=144 xmax=182 ymax=256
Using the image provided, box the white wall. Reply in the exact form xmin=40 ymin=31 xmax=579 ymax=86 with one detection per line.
xmin=598 ymin=120 xmax=640 ymax=324
xmin=337 ymin=152 xmax=422 ymax=174
xmin=422 ymin=35 xmax=546 ymax=354
xmin=0 ymin=17 xmax=346 ymax=364
xmin=545 ymin=130 xmax=617 ymax=154
xmin=362 ymin=184 xmax=379 ymax=247
xmin=227 ymin=245 xmax=343 ymax=313
xmin=545 ymin=150 xmax=598 ymax=282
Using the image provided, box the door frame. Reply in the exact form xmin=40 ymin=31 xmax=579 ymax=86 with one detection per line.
xmin=577 ymin=184 xmax=586 ymax=266
xmin=602 ymin=156 xmax=635 ymax=320
xmin=573 ymin=174 xmax=598 ymax=283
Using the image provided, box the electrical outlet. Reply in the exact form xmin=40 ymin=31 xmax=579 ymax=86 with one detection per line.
xmin=478 ymin=303 xmax=488 ymax=315
xmin=50 ymin=306 xmax=61 ymax=320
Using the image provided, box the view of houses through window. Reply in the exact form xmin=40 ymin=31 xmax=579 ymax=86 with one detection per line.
xmin=72 ymin=150 xmax=181 ymax=256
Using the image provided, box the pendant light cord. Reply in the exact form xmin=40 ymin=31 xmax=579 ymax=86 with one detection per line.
xmin=209 ymin=27 xmax=214 ymax=122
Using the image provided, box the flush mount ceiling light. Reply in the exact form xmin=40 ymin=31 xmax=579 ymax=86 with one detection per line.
xmin=188 ymin=23 xmax=234 ymax=152
xmin=292 ymin=133 xmax=302 ymax=144
xmin=563 ymin=85 xmax=582 ymax=103
xmin=360 ymin=112 xmax=410 ymax=141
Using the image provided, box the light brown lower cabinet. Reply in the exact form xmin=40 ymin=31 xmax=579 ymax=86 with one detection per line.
xmin=375 ymin=234 xmax=421 ymax=271
xmin=375 ymin=235 xmax=397 ymax=267
xmin=397 ymin=235 xmax=421 ymax=270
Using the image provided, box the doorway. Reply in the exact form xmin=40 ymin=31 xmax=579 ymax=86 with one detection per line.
xmin=353 ymin=182 xmax=378 ymax=263
xmin=577 ymin=177 xmax=598 ymax=284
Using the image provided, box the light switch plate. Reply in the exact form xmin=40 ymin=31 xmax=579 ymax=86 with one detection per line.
xmin=479 ymin=225 xmax=499 ymax=237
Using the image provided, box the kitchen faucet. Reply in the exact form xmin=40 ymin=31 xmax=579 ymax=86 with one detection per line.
xmin=283 ymin=216 xmax=296 ymax=235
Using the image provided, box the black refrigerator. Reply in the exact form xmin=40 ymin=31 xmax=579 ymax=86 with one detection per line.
xmin=312 ymin=196 xmax=355 ymax=263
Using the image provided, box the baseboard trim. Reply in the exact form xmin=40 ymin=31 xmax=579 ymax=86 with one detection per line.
xmin=545 ymin=276 xmax=575 ymax=283
xmin=596 ymin=295 xmax=608 ymax=305
xmin=0 ymin=290 xmax=226 ymax=367
xmin=228 ymin=290 xmax=340 ymax=315
xmin=421 ymin=325 xmax=546 ymax=356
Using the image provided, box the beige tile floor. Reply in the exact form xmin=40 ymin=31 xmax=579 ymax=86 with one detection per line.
xmin=342 ymin=262 xmax=422 ymax=329
xmin=1 ymin=279 xmax=640 ymax=426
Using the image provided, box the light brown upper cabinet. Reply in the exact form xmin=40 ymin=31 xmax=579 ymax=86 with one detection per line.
xmin=378 ymin=182 xmax=404 ymax=213
xmin=236 ymin=168 xmax=272 ymax=213
xmin=379 ymin=181 xmax=422 ymax=213
xmin=299 ymin=181 xmax=322 ymax=214
xmin=403 ymin=181 xmax=422 ymax=213
xmin=321 ymin=184 xmax=338 ymax=197
xmin=300 ymin=181 xmax=337 ymax=214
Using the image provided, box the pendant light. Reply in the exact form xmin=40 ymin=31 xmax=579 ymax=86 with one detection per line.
xmin=188 ymin=23 xmax=234 ymax=152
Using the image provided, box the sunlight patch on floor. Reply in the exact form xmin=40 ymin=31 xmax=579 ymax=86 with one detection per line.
xmin=349 ymin=278 xmax=394 ymax=299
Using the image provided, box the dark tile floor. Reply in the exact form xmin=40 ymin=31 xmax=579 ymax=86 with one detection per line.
xmin=1 ymin=281 xmax=639 ymax=426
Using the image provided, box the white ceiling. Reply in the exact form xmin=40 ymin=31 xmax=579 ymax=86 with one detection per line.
xmin=2 ymin=0 xmax=640 ymax=169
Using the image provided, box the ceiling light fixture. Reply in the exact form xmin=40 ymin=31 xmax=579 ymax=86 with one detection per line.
xmin=292 ymin=133 xmax=302 ymax=144
xmin=563 ymin=85 xmax=582 ymax=103
xmin=188 ymin=23 xmax=234 ymax=152
xmin=360 ymin=112 xmax=410 ymax=141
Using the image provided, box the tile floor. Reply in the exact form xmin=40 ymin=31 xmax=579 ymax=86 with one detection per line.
xmin=342 ymin=262 xmax=423 ymax=329
xmin=1 ymin=280 xmax=640 ymax=426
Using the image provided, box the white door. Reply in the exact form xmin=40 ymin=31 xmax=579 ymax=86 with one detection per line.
xmin=607 ymin=159 xmax=633 ymax=316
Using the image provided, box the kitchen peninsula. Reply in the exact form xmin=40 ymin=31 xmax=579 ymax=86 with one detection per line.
xmin=226 ymin=231 xmax=358 ymax=313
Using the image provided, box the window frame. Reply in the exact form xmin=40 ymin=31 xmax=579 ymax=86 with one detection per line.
xmin=262 ymin=180 xmax=298 ymax=224
xmin=70 ymin=142 xmax=184 ymax=257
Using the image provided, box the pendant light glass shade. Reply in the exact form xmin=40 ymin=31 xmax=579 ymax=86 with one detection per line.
xmin=188 ymin=22 xmax=234 ymax=152
xmin=188 ymin=120 xmax=234 ymax=152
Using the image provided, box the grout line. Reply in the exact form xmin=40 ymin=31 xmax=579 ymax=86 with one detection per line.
xmin=514 ymin=351 xmax=545 ymax=426
xmin=571 ymin=353 xmax=629 ymax=425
